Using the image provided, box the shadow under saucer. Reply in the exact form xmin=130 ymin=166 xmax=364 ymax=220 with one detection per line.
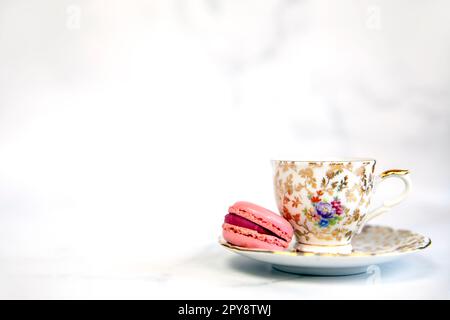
xmin=226 ymin=253 xmax=435 ymax=284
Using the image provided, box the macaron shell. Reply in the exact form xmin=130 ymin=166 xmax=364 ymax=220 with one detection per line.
xmin=222 ymin=223 xmax=289 ymax=250
xmin=228 ymin=201 xmax=293 ymax=242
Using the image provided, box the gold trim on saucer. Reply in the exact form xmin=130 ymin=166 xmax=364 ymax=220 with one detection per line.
xmin=219 ymin=225 xmax=431 ymax=258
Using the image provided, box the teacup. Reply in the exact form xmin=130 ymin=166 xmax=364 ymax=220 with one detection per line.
xmin=272 ymin=159 xmax=411 ymax=254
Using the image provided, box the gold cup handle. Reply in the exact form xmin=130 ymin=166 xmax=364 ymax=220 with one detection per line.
xmin=357 ymin=169 xmax=411 ymax=234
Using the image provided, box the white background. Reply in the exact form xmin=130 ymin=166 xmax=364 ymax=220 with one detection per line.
xmin=0 ymin=0 xmax=449 ymax=299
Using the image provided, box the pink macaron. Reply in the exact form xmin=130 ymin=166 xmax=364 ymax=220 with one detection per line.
xmin=222 ymin=201 xmax=294 ymax=251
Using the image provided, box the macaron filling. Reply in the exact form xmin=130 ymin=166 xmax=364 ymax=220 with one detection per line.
xmin=224 ymin=213 xmax=281 ymax=239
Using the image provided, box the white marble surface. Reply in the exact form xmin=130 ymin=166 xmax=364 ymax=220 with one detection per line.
xmin=0 ymin=0 xmax=449 ymax=299
xmin=0 ymin=197 xmax=448 ymax=299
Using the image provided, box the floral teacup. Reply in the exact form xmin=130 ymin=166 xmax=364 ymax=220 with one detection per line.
xmin=272 ymin=159 xmax=411 ymax=254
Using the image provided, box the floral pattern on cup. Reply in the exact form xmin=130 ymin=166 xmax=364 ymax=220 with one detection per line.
xmin=310 ymin=191 xmax=344 ymax=228
xmin=273 ymin=161 xmax=376 ymax=246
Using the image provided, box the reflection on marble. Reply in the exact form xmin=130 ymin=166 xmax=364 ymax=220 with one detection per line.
xmin=0 ymin=241 xmax=447 ymax=299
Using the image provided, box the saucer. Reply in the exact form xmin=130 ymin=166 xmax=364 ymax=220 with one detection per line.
xmin=220 ymin=225 xmax=431 ymax=276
